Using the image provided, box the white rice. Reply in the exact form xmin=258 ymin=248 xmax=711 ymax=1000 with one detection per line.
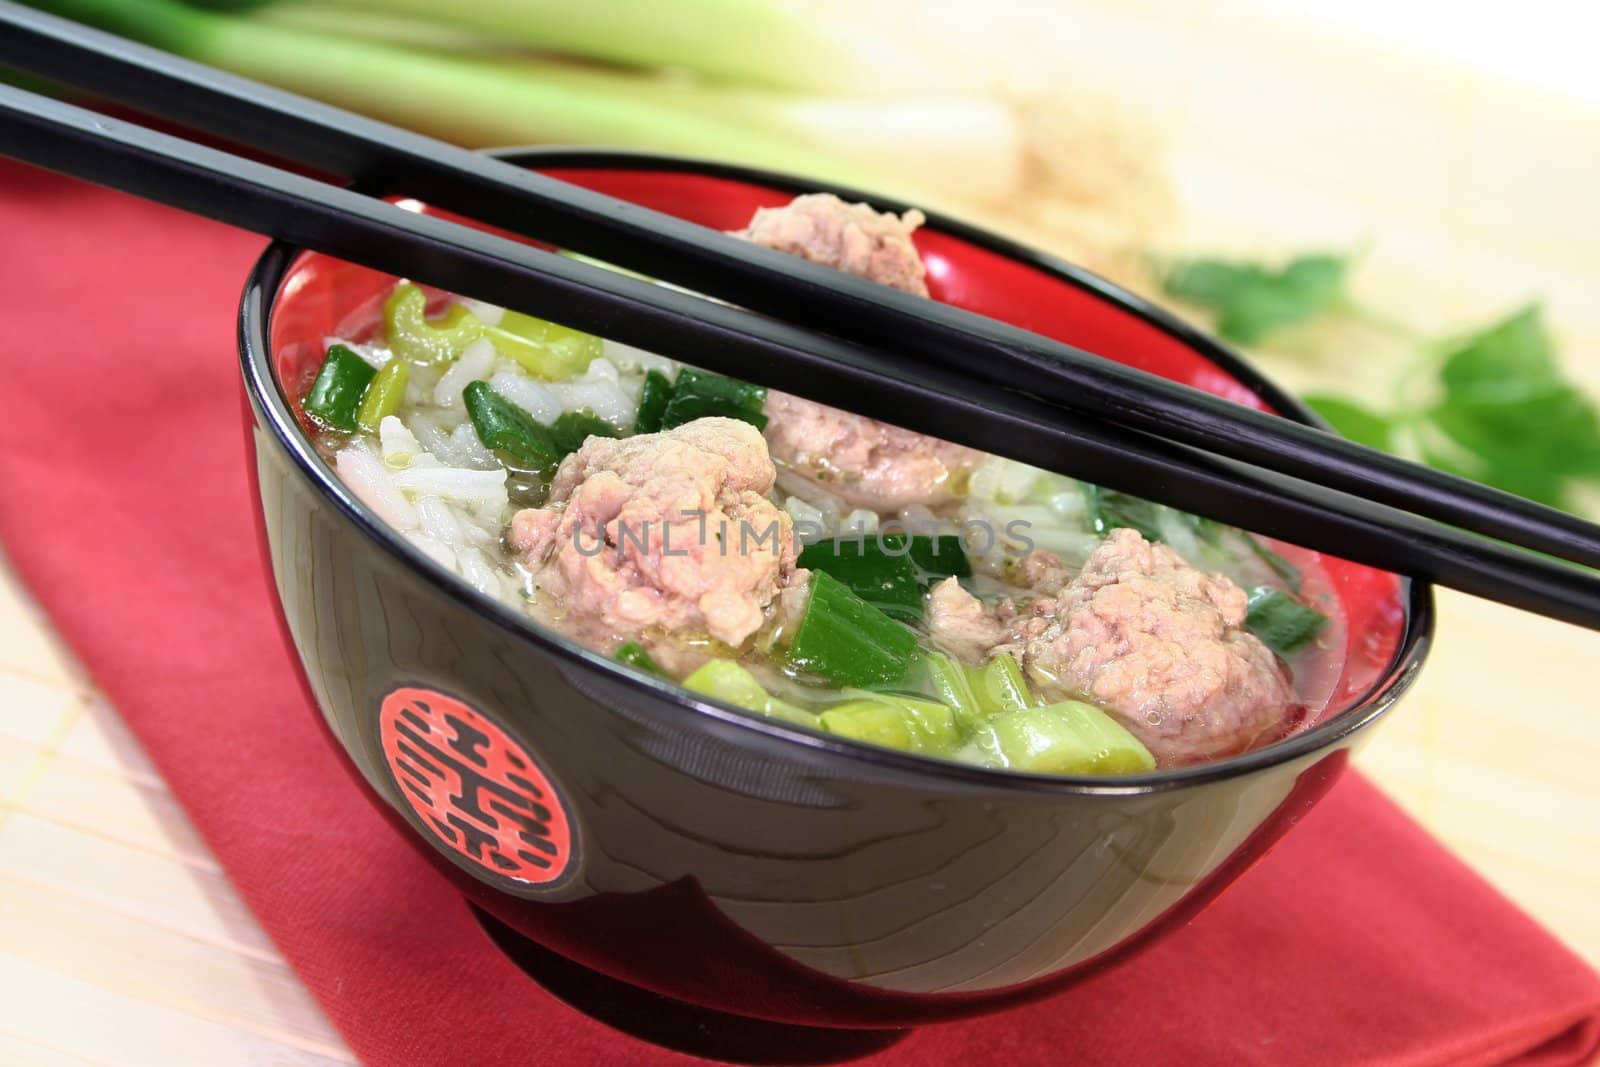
xmin=550 ymin=357 xmax=635 ymax=427
xmin=489 ymin=371 xmax=562 ymax=424
xmin=433 ymin=337 xmax=498 ymax=408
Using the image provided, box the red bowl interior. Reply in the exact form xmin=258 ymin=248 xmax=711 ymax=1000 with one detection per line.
xmin=268 ymin=164 xmax=1411 ymax=737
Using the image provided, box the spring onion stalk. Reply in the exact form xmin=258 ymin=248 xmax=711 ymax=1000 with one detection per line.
xmin=658 ymin=369 xmax=768 ymax=431
xmin=490 ymin=310 xmax=603 ymax=380
xmin=613 ymin=642 xmax=665 ymax=676
xmin=266 ymin=0 xmax=944 ymax=95
xmin=913 ymin=652 xmax=983 ymax=732
xmin=788 ymin=571 xmax=917 ymax=688
xmin=384 ymin=284 xmax=484 ymax=365
xmin=682 ymin=659 xmax=815 ymax=726
xmin=461 ymin=380 xmax=562 ymax=472
xmin=355 ymin=358 xmax=409 ymax=432
xmin=962 ymin=653 xmax=1033 ymax=716
xmin=820 ymin=695 xmax=960 ymax=755
xmin=797 ymin=538 xmax=923 ymax=621
xmin=633 ymin=370 xmax=674 ymax=435
xmin=960 ymin=701 xmax=1156 ymax=775
xmin=303 ymin=344 xmax=377 ymax=430
xmin=27 ymin=0 xmax=1020 ymax=205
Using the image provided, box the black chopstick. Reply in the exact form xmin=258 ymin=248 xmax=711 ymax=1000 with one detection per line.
xmin=3 ymin=1 xmax=1597 ymax=577
xmin=7 ymin=82 xmax=1600 ymax=632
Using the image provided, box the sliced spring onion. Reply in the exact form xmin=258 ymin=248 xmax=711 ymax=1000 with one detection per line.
xmin=549 ymin=410 xmax=620 ymax=456
xmin=462 ymin=380 xmax=562 ymax=473
xmin=913 ymin=652 xmax=983 ymax=732
xmin=303 ymin=344 xmax=377 ymax=431
xmin=888 ymin=533 xmax=972 ymax=580
xmin=1084 ymin=483 xmax=1165 ymax=542
xmin=659 ymin=368 xmax=768 ymax=431
xmin=384 ymin=283 xmax=484 ymax=365
xmin=795 ymin=538 xmax=923 ymax=621
xmin=487 ymin=310 xmax=603 ymax=380
xmin=1245 ymin=587 xmax=1328 ymax=658
xmin=819 ymin=694 xmax=960 ymax=755
xmin=355 ymin=359 xmax=409 ymax=433
xmin=682 ymin=659 xmax=815 ymax=726
xmin=1246 ymin=534 xmax=1304 ymax=593
xmin=634 ymin=369 xmax=675 ymax=434
xmin=614 ymin=642 xmax=665 ymax=676
xmin=962 ymin=653 xmax=1032 ymax=715
xmin=788 ymin=571 xmax=917 ymax=688
xmin=960 ymin=701 xmax=1156 ymax=775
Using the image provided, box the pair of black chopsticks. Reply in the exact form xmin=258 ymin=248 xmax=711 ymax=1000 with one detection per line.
xmin=2 ymin=3 xmax=1599 ymax=629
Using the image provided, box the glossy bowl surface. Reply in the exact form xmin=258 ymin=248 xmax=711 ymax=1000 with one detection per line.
xmin=240 ymin=150 xmax=1431 ymax=1027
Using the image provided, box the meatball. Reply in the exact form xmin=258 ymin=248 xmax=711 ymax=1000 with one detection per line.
xmin=762 ymin=392 xmax=980 ymax=512
xmin=739 ymin=192 xmax=930 ymax=297
xmin=509 ymin=418 xmax=803 ymax=650
xmin=924 ymin=530 xmax=1293 ymax=765
xmin=738 ymin=194 xmax=980 ymax=512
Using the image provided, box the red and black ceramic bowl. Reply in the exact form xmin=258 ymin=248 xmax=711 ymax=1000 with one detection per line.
xmin=238 ymin=150 xmax=1432 ymax=1029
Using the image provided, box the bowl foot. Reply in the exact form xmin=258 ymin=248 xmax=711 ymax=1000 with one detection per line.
xmin=471 ymin=905 xmax=910 ymax=1064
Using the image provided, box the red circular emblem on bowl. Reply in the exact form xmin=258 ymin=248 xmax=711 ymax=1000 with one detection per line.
xmin=379 ymin=686 xmax=573 ymax=885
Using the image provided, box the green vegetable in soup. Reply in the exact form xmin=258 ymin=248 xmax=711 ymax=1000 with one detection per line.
xmin=384 ymin=283 xmax=484 ymax=365
xmin=788 ymin=571 xmax=917 ymax=688
xmin=614 ymin=642 xmax=665 ymax=676
xmin=303 ymin=344 xmax=377 ymax=432
xmin=683 ymin=659 xmax=815 ymax=726
xmin=488 ymin=309 xmax=603 ymax=380
xmin=893 ymin=533 xmax=972 ymax=579
xmin=549 ymin=410 xmax=620 ymax=455
xmin=962 ymin=653 xmax=1032 ymax=716
xmin=659 ymin=368 xmax=768 ymax=431
xmin=1245 ymin=587 xmax=1328 ymax=658
xmin=634 ymin=369 xmax=675 ymax=434
xmin=1085 ymin=483 xmax=1167 ymax=543
xmin=820 ymin=694 xmax=961 ymax=755
xmin=915 ymin=652 xmax=983 ymax=731
xmin=355 ymin=359 xmax=409 ymax=433
xmin=796 ymin=538 xmax=923 ymax=621
xmin=462 ymin=380 xmax=562 ymax=473
xmin=960 ymin=701 xmax=1156 ymax=775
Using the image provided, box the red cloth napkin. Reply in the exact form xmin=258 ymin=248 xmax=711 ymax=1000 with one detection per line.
xmin=1 ymin=160 xmax=1597 ymax=1067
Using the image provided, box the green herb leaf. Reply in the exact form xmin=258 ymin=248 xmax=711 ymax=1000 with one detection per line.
xmin=1305 ymin=395 xmax=1395 ymax=452
xmin=1163 ymin=253 xmax=1349 ymax=344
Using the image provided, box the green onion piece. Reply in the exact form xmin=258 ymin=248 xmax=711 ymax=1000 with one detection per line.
xmin=1245 ymin=587 xmax=1328 ymax=658
xmin=550 ymin=410 xmax=620 ymax=456
xmin=914 ymin=652 xmax=983 ymax=732
xmin=820 ymin=694 xmax=960 ymax=756
xmin=796 ymin=538 xmax=923 ymax=621
xmin=634 ymin=369 xmax=675 ymax=434
xmin=303 ymin=344 xmax=377 ymax=432
xmin=1245 ymin=534 xmax=1303 ymax=593
xmin=462 ymin=380 xmax=562 ymax=473
xmin=384 ymin=283 xmax=484 ymax=365
xmin=1084 ymin=483 xmax=1166 ymax=542
xmin=788 ymin=571 xmax=917 ymax=688
xmin=960 ymin=701 xmax=1156 ymax=775
xmin=962 ymin=653 xmax=1032 ymax=716
xmin=614 ymin=642 xmax=665 ymax=676
xmin=889 ymin=534 xmax=972 ymax=579
xmin=487 ymin=309 xmax=602 ymax=380
xmin=659 ymin=368 xmax=768 ymax=431
xmin=355 ymin=359 xmax=409 ymax=434
xmin=682 ymin=659 xmax=815 ymax=726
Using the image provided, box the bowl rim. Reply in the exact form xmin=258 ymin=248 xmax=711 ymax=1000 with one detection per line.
xmin=238 ymin=146 xmax=1434 ymax=797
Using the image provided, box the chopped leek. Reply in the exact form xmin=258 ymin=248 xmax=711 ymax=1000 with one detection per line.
xmin=788 ymin=572 xmax=917 ymax=688
xmin=461 ymin=380 xmax=562 ymax=472
xmin=384 ymin=283 xmax=483 ymax=365
xmin=960 ymin=701 xmax=1155 ymax=775
xmin=820 ymin=695 xmax=960 ymax=755
xmin=796 ymin=538 xmax=922 ymax=621
xmin=488 ymin=310 xmax=602 ymax=380
xmin=962 ymin=654 xmax=1032 ymax=716
xmin=682 ymin=659 xmax=815 ymax=726
xmin=915 ymin=652 xmax=983 ymax=731
xmin=549 ymin=410 xmax=619 ymax=455
xmin=303 ymin=344 xmax=376 ymax=431
xmin=355 ymin=359 xmax=409 ymax=433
